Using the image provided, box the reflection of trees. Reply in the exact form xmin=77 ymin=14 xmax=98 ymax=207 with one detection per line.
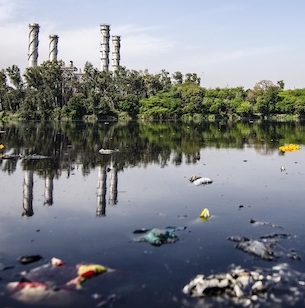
xmin=0 ymin=120 xmax=305 ymax=178
xmin=1 ymin=120 xmax=304 ymax=217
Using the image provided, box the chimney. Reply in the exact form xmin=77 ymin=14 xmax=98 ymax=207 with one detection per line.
xmin=100 ymin=24 xmax=110 ymax=71
xmin=49 ymin=34 xmax=59 ymax=62
xmin=28 ymin=23 xmax=40 ymax=67
xmin=111 ymin=36 xmax=121 ymax=72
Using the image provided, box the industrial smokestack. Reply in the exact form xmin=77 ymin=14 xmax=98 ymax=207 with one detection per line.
xmin=49 ymin=34 xmax=59 ymax=62
xmin=28 ymin=23 xmax=40 ymax=67
xmin=111 ymin=36 xmax=121 ymax=72
xmin=100 ymin=24 xmax=110 ymax=71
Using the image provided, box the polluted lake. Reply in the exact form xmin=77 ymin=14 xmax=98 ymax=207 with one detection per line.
xmin=1 ymin=121 xmax=305 ymax=307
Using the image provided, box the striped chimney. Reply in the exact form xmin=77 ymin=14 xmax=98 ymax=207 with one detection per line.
xmin=28 ymin=23 xmax=40 ymax=67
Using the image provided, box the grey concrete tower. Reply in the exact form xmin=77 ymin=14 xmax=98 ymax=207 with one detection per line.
xmin=28 ymin=23 xmax=40 ymax=67
xmin=100 ymin=24 xmax=110 ymax=71
xmin=49 ymin=34 xmax=59 ymax=61
xmin=111 ymin=36 xmax=121 ymax=72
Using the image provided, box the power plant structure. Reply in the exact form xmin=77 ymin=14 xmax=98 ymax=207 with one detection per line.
xmin=49 ymin=34 xmax=59 ymax=62
xmin=27 ymin=23 xmax=121 ymax=72
xmin=111 ymin=35 xmax=121 ymax=73
xmin=28 ymin=23 xmax=40 ymax=67
xmin=100 ymin=24 xmax=110 ymax=72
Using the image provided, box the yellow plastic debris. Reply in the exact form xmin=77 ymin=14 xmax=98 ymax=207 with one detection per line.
xmin=279 ymin=144 xmax=300 ymax=153
xmin=200 ymin=208 xmax=210 ymax=221
xmin=68 ymin=264 xmax=108 ymax=286
xmin=0 ymin=144 xmax=5 ymax=150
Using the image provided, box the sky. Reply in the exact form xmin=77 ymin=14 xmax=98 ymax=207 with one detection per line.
xmin=0 ymin=0 xmax=304 ymax=89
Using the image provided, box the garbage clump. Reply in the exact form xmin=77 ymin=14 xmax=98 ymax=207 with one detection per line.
xmin=279 ymin=144 xmax=300 ymax=153
xmin=250 ymin=218 xmax=282 ymax=228
xmin=67 ymin=263 xmax=108 ymax=287
xmin=228 ymin=236 xmax=275 ymax=261
xmin=199 ymin=208 xmax=211 ymax=221
xmin=228 ymin=229 xmax=300 ymax=262
xmin=133 ymin=226 xmax=186 ymax=246
xmin=182 ymin=263 xmax=305 ymax=307
xmin=18 ymin=254 xmax=43 ymax=265
xmin=6 ymin=257 xmax=111 ymax=306
xmin=189 ymin=175 xmax=213 ymax=186
xmin=99 ymin=148 xmax=119 ymax=155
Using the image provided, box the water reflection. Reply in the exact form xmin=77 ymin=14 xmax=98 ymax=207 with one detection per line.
xmin=96 ymin=159 xmax=118 ymax=217
xmin=1 ymin=120 xmax=305 ymax=218
xmin=22 ymin=169 xmax=34 ymax=217
xmin=44 ymin=174 xmax=54 ymax=206
xmin=96 ymin=166 xmax=106 ymax=216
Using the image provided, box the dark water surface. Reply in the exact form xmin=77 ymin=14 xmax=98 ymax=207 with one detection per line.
xmin=1 ymin=121 xmax=305 ymax=307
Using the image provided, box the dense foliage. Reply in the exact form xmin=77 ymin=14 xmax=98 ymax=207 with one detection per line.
xmin=0 ymin=61 xmax=304 ymax=121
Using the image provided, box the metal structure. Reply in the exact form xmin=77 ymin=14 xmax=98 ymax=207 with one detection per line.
xmin=111 ymin=35 xmax=121 ymax=72
xmin=100 ymin=24 xmax=110 ymax=71
xmin=28 ymin=23 xmax=40 ymax=67
xmin=27 ymin=23 xmax=121 ymax=72
xmin=49 ymin=34 xmax=59 ymax=61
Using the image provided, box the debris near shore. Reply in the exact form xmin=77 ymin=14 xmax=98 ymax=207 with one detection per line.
xmin=183 ymin=263 xmax=305 ymax=307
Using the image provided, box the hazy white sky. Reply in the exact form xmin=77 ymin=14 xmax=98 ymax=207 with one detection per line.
xmin=0 ymin=0 xmax=304 ymax=89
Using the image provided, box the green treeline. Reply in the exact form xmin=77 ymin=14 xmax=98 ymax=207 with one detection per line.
xmin=1 ymin=61 xmax=305 ymax=121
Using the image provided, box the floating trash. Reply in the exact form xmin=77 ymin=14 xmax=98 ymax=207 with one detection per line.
xmin=189 ymin=175 xmax=213 ymax=186
xmin=228 ymin=236 xmax=275 ymax=261
xmin=98 ymin=148 xmax=119 ymax=155
xmin=22 ymin=154 xmax=52 ymax=160
xmin=199 ymin=208 xmax=210 ymax=221
xmin=67 ymin=263 xmax=108 ymax=287
xmin=18 ymin=255 xmax=43 ymax=265
xmin=0 ymin=143 xmax=5 ymax=150
xmin=133 ymin=226 xmax=186 ymax=246
xmin=182 ymin=263 xmax=305 ymax=307
xmin=228 ymin=231 xmax=300 ymax=261
xmin=250 ymin=218 xmax=282 ymax=228
xmin=6 ymin=257 xmax=111 ymax=306
xmin=279 ymin=144 xmax=300 ymax=153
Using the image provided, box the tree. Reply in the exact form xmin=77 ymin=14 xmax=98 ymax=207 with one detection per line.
xmin=252 ymin=80 xmax=282 ymax=116
xmin=172 ymin=71 xmax=183 ymax=85
xmin=62 ymin=94 xmax=87 ymax=120
xmin=177 ymin=82 xmax=205 ymax=115
xmin=139 ymin=89 xmax=182 ymax=120
xmin=6 ymin=65 xmax=24 ymax=111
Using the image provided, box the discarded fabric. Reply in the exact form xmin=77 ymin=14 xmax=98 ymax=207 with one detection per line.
xmin=68 ymin=264 xmax=108 ymax=286
xmin=6 ymin=257 xmax=110 ymax=306
xmin=133 ymin=226 xmax=185 ymax=246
